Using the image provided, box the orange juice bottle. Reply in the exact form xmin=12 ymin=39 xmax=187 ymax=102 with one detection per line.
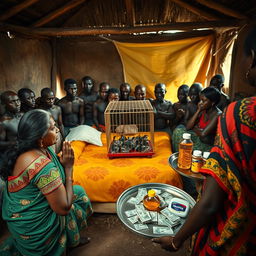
xmin=143 ymin=189 xmax=160 ymax=211
xmin=178 ymin=133 xmax=193 ymax=170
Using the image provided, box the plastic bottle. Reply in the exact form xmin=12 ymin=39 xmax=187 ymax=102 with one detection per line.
xmin=191 ymin=150 xmax=203 ymax=173
xmin=202 ymin=152 xmax=210 ymax=165
xmin=177 ymin=133 xmax=193 ymax=170
xmin=143 ymin=189 xmax=160 ymax=211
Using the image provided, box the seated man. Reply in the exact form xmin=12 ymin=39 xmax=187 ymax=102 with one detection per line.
xmin=134 ymin=84 xmax=147 ymax=100
xmin=93 ymin=82 xmax=110 ymax=132
xmin=209 ymin=74 xmax=230 ymax=111
xmin=151 ymin=83 xmax=175 ymax=132
xmin=79 ymin=76 xmax=98 ymax=126
xmin=39 ymin=88 xmax=65 ymax=152
xmin=119 ymin=83 xmax=134 ymax=101
xmin=171 ymin=84 xmax=190 ymax=129
xmin=18 ymin=88 xmax=36 ymax=113
xmin=172 ymin=82 xmax=203 ymax=153
xmin=0 ymin=91 xmax=23 ymax=153
xmin=57 ymin=79 xmax=84 ymax=136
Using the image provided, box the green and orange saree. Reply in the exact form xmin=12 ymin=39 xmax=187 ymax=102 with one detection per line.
xmin=192 ymin=97 xmax=256 ymax=256
xmin=0 ymin=147 xmax=92 ymax=256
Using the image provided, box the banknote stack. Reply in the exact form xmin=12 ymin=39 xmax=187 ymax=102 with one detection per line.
xmin=124 ymin=188 xmax=187 ymax=235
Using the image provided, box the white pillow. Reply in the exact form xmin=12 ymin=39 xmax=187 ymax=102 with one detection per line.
xmin=65 ymin=125 xmax=103 ymax=146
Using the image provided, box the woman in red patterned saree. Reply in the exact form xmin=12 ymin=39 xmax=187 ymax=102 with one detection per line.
xmin=152 ymin=27 xmax=256 ymax=255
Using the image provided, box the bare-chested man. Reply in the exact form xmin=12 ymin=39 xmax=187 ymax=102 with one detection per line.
xmin=209 ymin=74 xmax=230 ymax=111
xmin=0 ymin=91 xmax=23 ymax=152
xmin=93 ymin=82 xmax=110 ymax=132
xmin=79 ymin=76 xmax=98 ymax=126
xmin=18 ymin=88 xmax=36 ymax=113
xmin=39 ymin=88 xmax=65 ymax=139
xmin=57 ymin=79 xmax=84 ymax=136
xmin=151 ymin=83 xmax=175 ymax=131
xmin=119 ymin=83 xmax=134 ymax=101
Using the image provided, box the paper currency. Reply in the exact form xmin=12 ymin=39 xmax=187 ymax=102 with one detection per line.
xmin=127 ymin=215 xmax=139 ymax=224
xmin=136 ymin=208 xmax=152 ymax=223
xmin=134 ymin=223 xmax=149 ymax=231
xmin=161 ymin=208 xmax=181 ymax=225
xmin=153 ymin=226 xmax=174 ymax=235
xmin=161 ymin=192 xmax=172 ymax=198
xmin=125 ymin=209 xmax=137 ymax=217
xmin=149 ymin=211 xmax=158 ymax=223
xmin=127 ymin=197 xmax=139 ymax=204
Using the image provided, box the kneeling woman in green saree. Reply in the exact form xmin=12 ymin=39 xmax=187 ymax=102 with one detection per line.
xmin=0 ymin=109 xmax=93 ymax=256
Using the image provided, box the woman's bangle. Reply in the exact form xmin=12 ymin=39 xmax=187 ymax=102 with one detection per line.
xmin=66 ymin=177 xmax=74 ymax=183
xmin=171 ymin=237 xmax=179 ymax=251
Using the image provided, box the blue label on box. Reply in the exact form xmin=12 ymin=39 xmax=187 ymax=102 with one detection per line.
xmin=171 ymin=202 xmax=187 ymax=212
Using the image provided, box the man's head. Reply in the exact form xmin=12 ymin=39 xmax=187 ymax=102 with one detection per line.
xmin=177 ymin=84 xmax=189 ymax=103
xmin=41 ymin=88 xmax=55 ymax=108
xmin=108 ymin=88 xmax=120 ymax=102
xmin=154 ymin=83 xmax=166 ymax=101
xmin=99 ymin=82 xmax=110 ymax=101
xmin=120 ymin=83 xmax=131 ymax=100
xmin=64 ymin=78 xmax=77 ymax=98
xmin=1 ymin=91 xmax=21 ymax=113
xmin=209 ymin=74 xmax=225 ymax=91
xmin=189 ymin=83 xmax=203 ymax=104
xmin=18 ymin=88 xmax=36 ymax=109
xmin=134 ymin=84 xmax=146 ymax=100
xmin=82 ymin=76 xmax=94 ymax=94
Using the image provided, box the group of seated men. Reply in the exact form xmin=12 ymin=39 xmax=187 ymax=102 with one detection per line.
xmin=0 ymin=74 xmax=230 ymax=155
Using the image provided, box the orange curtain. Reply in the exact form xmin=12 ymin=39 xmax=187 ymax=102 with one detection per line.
xmin=114 ymin=35 xmax=213 ymax=103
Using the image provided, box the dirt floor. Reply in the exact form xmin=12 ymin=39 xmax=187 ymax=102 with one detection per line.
xmin=0 ymin=213 xmax=191 ymax=256
xmin=69 ymin=213 xmax=191 ymax=256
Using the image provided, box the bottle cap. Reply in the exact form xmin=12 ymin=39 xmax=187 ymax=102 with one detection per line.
xmin=193 ymin=150 xmax=202 ymax=157
xmin=148 ymin=189 xmax=156 ymax=197
xmin=182 ymin=133 xmax=191 ymax=140
xmin=203 ymin=152 xmax=210 ymax=159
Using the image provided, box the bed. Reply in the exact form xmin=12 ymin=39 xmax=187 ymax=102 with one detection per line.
xmin=71 ymin=131 xmax=182 ymax=203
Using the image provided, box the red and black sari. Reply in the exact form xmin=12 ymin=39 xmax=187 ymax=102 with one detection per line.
xmin=192 ymin=97 xmax=256 ymax=256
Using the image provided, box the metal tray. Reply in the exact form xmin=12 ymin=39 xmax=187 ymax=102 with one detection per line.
xmin=116 ymin=183 xmax=196 ymax=238
xmin=169 ymin=152 xmax=205 ymax=180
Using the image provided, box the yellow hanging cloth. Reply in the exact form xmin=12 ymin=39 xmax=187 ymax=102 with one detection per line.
xmin=114 ymin=35 xmax=213 ymax=103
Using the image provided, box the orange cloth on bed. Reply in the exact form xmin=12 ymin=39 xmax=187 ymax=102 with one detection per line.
xmin=72 ymin=132 xmax=182 ymax=202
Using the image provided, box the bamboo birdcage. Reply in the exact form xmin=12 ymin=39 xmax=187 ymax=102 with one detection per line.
xmin=104 ymin=100 xmax=154 ymax=155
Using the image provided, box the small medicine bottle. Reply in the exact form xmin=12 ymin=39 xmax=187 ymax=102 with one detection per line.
xmin=178 ymin=133 xmax=193 ymax=170
xmin=143 ymin=189 xmax=160 ymax=211
xmin=202 ymin=152 xmax=210 ymax=165
xmin=191 ymin=150 xmax=203 ymax=173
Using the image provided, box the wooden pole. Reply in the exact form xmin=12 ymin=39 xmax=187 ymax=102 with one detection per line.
xmin=196 ymin=0 xmax=247 ymax=19
xmin=161 ymin=0 xmax=171 ymax=24
xmin=125 ymin=0 xmax=135 ymax=27
xmin=0 ymin=0 xmax=39 ymax=21
xmin=32 ymin=0 xmax=86 ymax=28
xmin=170 ymin=0 xmax=219 ymax=21
xmin=0 ymin=20 xmax=244 ymax=37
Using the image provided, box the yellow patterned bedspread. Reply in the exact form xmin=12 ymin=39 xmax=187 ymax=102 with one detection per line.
xmin=72 ymin=132 xmax=182 ymax=202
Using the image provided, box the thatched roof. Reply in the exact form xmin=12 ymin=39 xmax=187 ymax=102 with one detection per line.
xmin=0 ymin=0 xmax=254 ymax=38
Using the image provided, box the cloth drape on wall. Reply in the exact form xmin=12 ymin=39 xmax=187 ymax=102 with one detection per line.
xmin=114 ymin=35 xmax=213 ymax=103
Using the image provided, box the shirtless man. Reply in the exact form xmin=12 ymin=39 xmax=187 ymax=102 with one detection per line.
xmin=79 ymin=76 xmax=98 ymax=126
xmin=40 ymin=88 xmax=65 ymax=139
xmin=151 ymin=83 xmax=175 ymax=131
xmin=134 ymin=84 xmax=147 ymax=100
xmin=119 ymin=83 xmax=134 ymax=101
xmin=209 ymin=74 xmax=230 ymax=111
xmin=18 ymin=88 xmax=36 ymax=113
xmin=57 ymin=79 xmax=84 ymax=136
xmin=93 ymin=82 xmax=110 ymax=132
xmin=0 ymin=91 xmax=23 ymax=152
xmin=184 ymin=83 xmax=203 ymax=125
xmin=171 ymin=84 xmax=190 ymax=129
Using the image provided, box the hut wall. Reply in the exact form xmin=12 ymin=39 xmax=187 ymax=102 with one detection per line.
xmin=0 ymin=34 xmax=52 ymax=97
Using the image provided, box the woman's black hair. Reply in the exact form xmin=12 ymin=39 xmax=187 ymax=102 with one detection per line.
xmin=244 ymin=27 xmax=256 ymax=68
xmin=0 ymin=109 xmax=51 ymax=181
xmin=200 ymin=87 xmax=221 ymax=106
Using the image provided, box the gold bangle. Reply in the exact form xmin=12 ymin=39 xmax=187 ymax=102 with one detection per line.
xmin=171 ymin=237 xmax=178 ymax=251
xmin=66 ymin=177 xmax=74 ymax=183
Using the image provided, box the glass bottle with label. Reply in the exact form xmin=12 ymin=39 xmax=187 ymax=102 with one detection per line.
xmin=191 ymin=150 xmax=203 ymax=173
xmin=177 ymin=133 xmax=193 ymax=170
